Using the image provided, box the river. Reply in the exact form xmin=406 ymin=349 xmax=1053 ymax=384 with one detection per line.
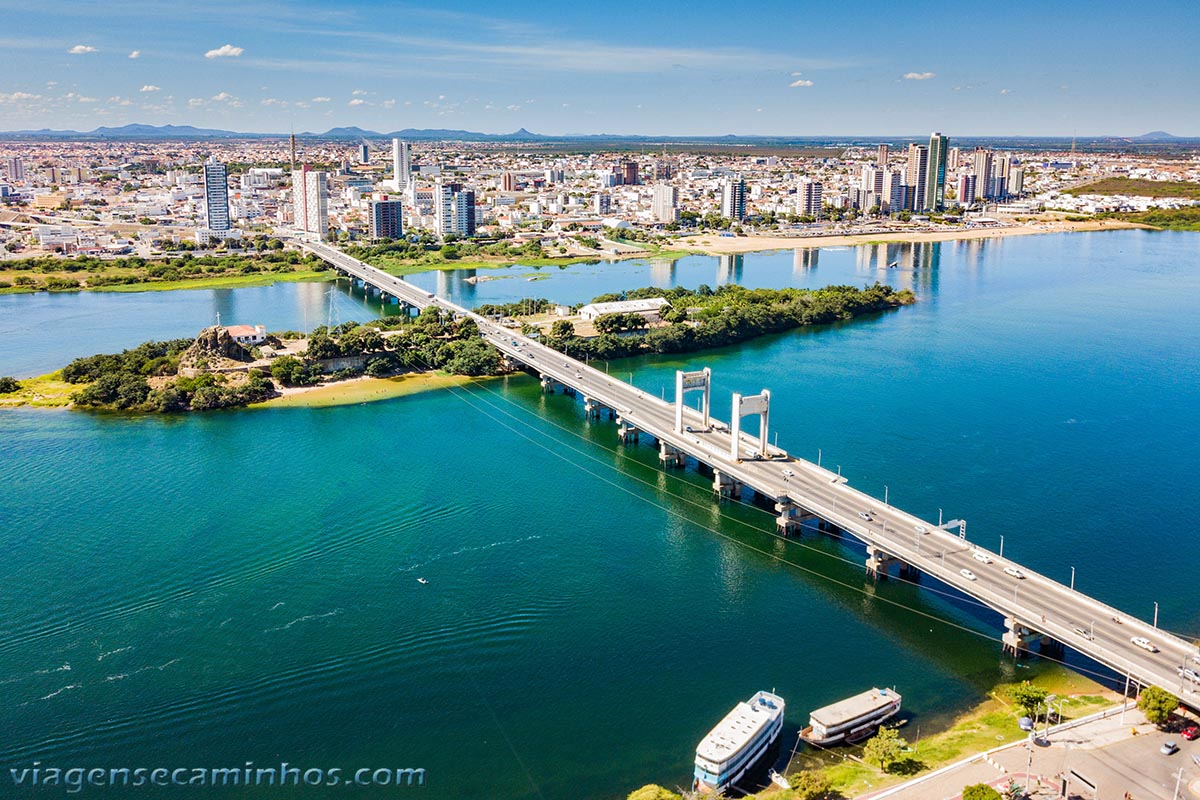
xmin=1 ymin=230 xmax=1198 ymax=798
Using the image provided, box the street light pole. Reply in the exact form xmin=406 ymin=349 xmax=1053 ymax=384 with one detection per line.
xmin=1070 ymin=566 xmax=1075 ymax=591
xmin=999 ymin=534 xmax=1005 ymax=559
xmin=817 ymin=448 xmax=822 ymax=467
xmin=938 ymin=508 xmax=943 ymax=526
xmin=884 ymin=484 xmax=889 ymax=506
xmin=1154 ymin=602 xmax=1159 ymax=628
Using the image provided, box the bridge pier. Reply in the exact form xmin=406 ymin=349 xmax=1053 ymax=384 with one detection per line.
xmin=774 ymin=502 xmax=813 ymax=536
xmin=540 ymin=374 xmax=560 ymax=393
xmin=866 ymin=545 xmax=898 ymax=580
xmin=658 ymin=441 xmax=685 ymax=468
xmin=1002 ymin=617 xmax=1035 ymax=656
xmin=897 ymin=562 xmax=920 ymax=581
xmin=616 ymin=418 xmax=639 ymax=444
xmin=583 ymin=397 xmax=602 ymax=419
xmin=712 ymin=470 xmax=739 ymax=500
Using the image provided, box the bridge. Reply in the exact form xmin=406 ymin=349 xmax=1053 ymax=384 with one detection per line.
xmin=301 ymin=240 xmax=1200 ymax=707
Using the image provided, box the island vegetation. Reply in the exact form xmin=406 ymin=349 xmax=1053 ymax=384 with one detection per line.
xmin=32 ymin=280 xmax=912 ymax=413
xmin=526 ymin=282 xmax=914 ymax=362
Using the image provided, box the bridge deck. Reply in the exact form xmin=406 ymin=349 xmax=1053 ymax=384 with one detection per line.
xmin=302 ymin=241 xmax=1200 ymax=703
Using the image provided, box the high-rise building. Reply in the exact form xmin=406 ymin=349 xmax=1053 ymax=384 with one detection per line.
xmin=435 ymin=182 xmax=475 ymax=238
xmin=972 ymin=148 xmax=993 ymax=201
xmin=925 ymin=132 xmax=949 ymax=211
xmin=358 ymin=144 xmax=370 ymax=165
xmin=652 ymin=184 xmax=678 ymax=224
xmin=392 ymin=139 xmax=411 ymax=190
xmin=860 ymin=167 xmax=885 ymax=195
xmin=653 ymin=158 xmax=676 ymax=181
xmin=906 ymin=144 xmax=928 ymax=211
xmin=501 ymin=172 xmax=518 ymax=192
xmin=884 ymin=170 xmax=907 ymax=213
xmin=369 ymin=194 xmax=403 ymax=239
xmin=618 ymin=159 xmax=639 ymax=186
xmin=6 ymin=157 xmax=24 ymax=182
xmin=876 ymin=144 xmax=889 ymax=169
xmin=292 ymin=166 xmax=328 ymax=238
xmin=289 ymin=133 xmax=296 ymax=172
xmin=798 ymin=179 xmax=823 ymax=218
xmin=593 ymin=193 xmax=612 ymax=215
xmin=957 ymin=174 xmax=976 ymax=207
xmin=1007 ymin=167 xmax=1025 ymax=197
xmin=721 ymin=177 xmax=746 ymax=220
xmin=203 ymin=161 xmax=230 ymax=231
xmin=947 ymin=147 xmax=961 ymax=171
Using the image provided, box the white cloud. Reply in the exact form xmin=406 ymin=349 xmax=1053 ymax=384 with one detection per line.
xmin=506 ymin=103 xmax=521 ymax=111
xmin=0 ymin=91 xmax=42 ymax=103
xmin=187 ymin=98 xmax=206 ymax=107
xmin=903 ymin=71 xmax=936 ymax=80
xmin=204 ymin=44 xmax=244 ymax=59
xmin=261 ymin=98 xmax=288 ymax=107
xmin=1000 ymin=88 xmax=1012 ymax=95
xmin=128 ymin=50 xmax=140 ymax=59
xmin=311 ymin=96 xmax=331 ymax=103
xmin=211 ymin=92 xmax=234 ymax=101
xmin=351 ymin=89 xmax=368 ymax=96
xmin=789 ymin=78 xmax=814 ymax=88
xmin=68 ymin=45 xmax=97 ymax=54
xmin=348 ymin=98 xmax=365 ymax=106
xmin=140 ymin=85 xmax=161 ymax=93
xmin=382 ymin=99 xmax=396 ymax=109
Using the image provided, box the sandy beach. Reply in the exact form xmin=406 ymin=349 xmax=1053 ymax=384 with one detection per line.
xmin=675 ymin=218 xmax=1148 ymax=255
xmin=252 ymin=371 xmax=485 ymax=409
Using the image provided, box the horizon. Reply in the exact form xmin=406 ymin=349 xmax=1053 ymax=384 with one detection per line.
xmin=0 ymin=121 xmax=1190 ymax=141
xmin=0 ymin=0 xmax=1196 ymax=137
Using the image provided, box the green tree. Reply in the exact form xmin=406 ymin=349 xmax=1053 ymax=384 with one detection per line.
xmin=625 ymin=786 xmax=680 ymax=800
xmin=862 ymin=726 xmax=905 ymax=772
xmin=961 ymin=784 xmax=1003 ymax=800
xmin=0 ymin=376 xmax=21 ymax=394
xmin=549 ymin=320 xmax=575 ymax=338
xmin=784 ymin=770 xmax=833 ymax=799
xmin=1007 ymin=683 xmax=1049 ymax=717
xmin=1138 ymin=685 xmax=1179 ymax=726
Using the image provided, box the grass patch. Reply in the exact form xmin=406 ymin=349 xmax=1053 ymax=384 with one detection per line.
xmin=1099 ymin=207 xmax=1200 ymax=231
xmin=0 ymin=371 xmax=81 ymax=408
xmin=94 ymin=270 xmax=336 ymax=293
xmin=1067 ymin=177 xmax=1200 ymax=199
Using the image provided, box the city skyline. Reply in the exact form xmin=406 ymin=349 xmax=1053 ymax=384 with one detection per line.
xmin=1 ymin=0 xmax=1197 ymax=136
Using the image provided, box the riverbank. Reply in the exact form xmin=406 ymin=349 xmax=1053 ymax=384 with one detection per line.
xmin=0 ymin=372 xmax=77 ymax=407
xmin=674 ymin=218 xmax=1148 ymax=255
xmin=776 ymin=665 xmax=1119 ymax=799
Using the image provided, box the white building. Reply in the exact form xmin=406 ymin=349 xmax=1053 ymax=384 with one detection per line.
xmin=292 ymin=167 xmax=329 ymax=239
xmin=652 ymin=184 xmax=678 ymax=223
xmin=721 ymin=177 xmax=746 ymax=220
xmin=391 ymin=139 xmax=411 ymax=191
xmin=578 ymin=297 xmax=670 ymax=321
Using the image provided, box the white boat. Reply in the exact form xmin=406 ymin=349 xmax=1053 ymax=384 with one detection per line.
xmin=769 ymin=768 xmax=790 ymax=789
xmin=693 ymin=690 xmax=786 ymax=794
xmin=800 ymin=687 xmax=901 ymax=747
xmin=416 ymin=578 xmax=428 ymax=585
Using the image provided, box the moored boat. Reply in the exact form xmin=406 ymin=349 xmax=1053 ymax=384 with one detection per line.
xmin=799 ymin=687 xmax=901 ymax=747
xmin=693 ymin=690 xmax=786 ymax=793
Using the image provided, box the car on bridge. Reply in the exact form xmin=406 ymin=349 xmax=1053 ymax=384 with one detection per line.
xmin=960 ymin=568 xmax=978 ymax=581
xmin=913 ymin=524 xmax=928 ymax=534
xmin=1131 ymin=636 xmax=1159 ymax=653
xmin=972 ymin=551 xmax=993 ymax=565
xmin=858 ymin=511 xmax=873 ymax=522
xmin=1073 ymin=626 xmax=1095 ymax=641
xmin=1003 ymin=566 xmax=1026 ymax=579
xmin=1180 ymin=667 xmax=1200 ymax=685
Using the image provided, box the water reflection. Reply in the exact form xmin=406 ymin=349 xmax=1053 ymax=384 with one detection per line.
xmin=717 ymin=254 xmax=744 ymax=284
xmin=851 ymin=241 xmax=945 ymax=292
xmin=793 ymin=248 xmax=819 ymax=274
xmin=648 ymin=257 xmax=678 ymax=287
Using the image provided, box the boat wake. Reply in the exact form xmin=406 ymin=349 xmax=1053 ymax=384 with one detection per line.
xmin=266 ymin=609 xmax=343 ymax=633
xmin=398 ymin=535 xmax=542 ymax=573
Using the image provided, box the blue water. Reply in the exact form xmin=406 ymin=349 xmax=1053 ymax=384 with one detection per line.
xmin=1 ymin=230 xmax=1198 ymax=798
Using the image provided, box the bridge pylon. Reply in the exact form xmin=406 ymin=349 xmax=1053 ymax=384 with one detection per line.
xmin=674 ymin=368 xmax=711 ymax=433
xmin=730 ymin=390 xmax=770 ymax=461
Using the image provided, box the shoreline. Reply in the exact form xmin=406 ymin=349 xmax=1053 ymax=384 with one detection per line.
xmin=674 ymin=218 xmax=1152 ymax=255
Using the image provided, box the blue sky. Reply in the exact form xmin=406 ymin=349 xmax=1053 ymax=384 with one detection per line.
xmin=0 ymin=0 xmax=1195 ymax=136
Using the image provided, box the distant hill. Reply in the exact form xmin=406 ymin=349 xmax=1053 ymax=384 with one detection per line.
xmin=1133 ymin=131 xmax=1178 ymax=141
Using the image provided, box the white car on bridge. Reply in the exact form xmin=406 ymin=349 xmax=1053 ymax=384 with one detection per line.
xmin=1131 ymin=636 xmax=1159 ymax=653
